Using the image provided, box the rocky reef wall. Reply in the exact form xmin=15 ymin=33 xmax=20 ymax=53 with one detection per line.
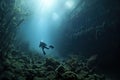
xmin=57 ymin=0 xmax=120 ymax=74
xmin=0 ymin=0 xmax=27 ymax=60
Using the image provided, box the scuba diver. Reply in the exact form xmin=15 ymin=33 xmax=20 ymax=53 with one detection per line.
xmin=39 ymin=41 xmax=54 ymax=55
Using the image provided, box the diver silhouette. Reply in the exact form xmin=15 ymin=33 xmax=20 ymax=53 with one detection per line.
xmin=39 ymin=41 xmax=54 ymax=55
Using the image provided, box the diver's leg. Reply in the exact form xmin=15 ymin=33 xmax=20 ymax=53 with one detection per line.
xmin=49 ymin=45 xmax=54 ymax=49
xmin=42 ymin=48 xmax=46 ymax=55
xmin=45 ymin=46 xmax=49 ymax=49
xmin=43 ymin=50 xmax=46 ymax=55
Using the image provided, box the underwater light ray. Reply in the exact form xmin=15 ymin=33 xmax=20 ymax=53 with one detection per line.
xmin=65 ymin=0 xmax=75 ymax=9
xmin=17 ymin=0 xmax=79 ymax=53
xmin=41 ymin=0 xmax=56 ymax=10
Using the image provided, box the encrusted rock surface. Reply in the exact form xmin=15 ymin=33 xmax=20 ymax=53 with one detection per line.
xmin=0 ymin=49 xmax=106 ymax=80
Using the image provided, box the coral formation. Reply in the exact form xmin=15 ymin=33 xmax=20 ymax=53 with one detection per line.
xmin=0 ymin=48 xmax=106 ymax=80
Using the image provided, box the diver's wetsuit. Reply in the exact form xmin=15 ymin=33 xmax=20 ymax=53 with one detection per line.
xmin=39 ymin=42 xmax=49 ymax=55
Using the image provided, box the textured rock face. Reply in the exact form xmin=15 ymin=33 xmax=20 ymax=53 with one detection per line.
xmin=62 ymin=71 xmax=78 ymax=80
xmin=55 ymin=65 xmax=66 ymax=74
xmin=45 ymin=58 xmax=60 ymax=69
xmin=57 ymin=0 xmax=120 ymax=75
xmin=0 ymin=49 xmax=106 ymax=80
